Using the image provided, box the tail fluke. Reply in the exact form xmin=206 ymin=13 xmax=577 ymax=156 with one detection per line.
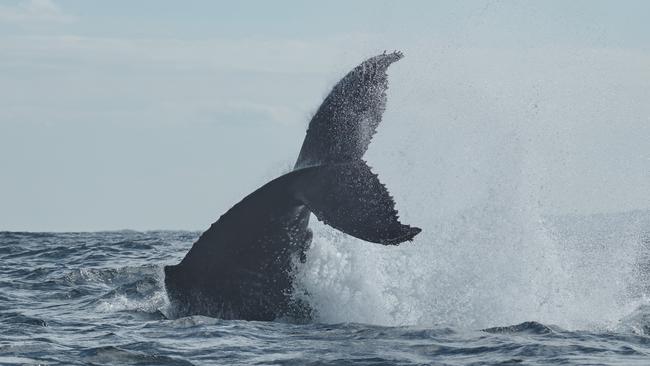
xmin=295 ymin=51 xmax=403 ymax=169
xmin=290 ymin=50 xmax=418 ymax=244
xmin=166 ymin=51 xmax=418 ymax=320
xmin=292 ymin=161 xmax=421 ymax=245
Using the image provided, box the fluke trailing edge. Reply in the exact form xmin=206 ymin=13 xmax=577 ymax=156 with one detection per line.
xmin=164 ymin=51 xmax=421 ymax=321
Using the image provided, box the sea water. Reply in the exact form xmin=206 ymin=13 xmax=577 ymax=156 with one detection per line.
xmin=1 ymin=208 xmax=649 ymax=365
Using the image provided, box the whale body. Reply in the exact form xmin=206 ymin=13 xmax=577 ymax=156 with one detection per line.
xmin=164 ymin=51 xmax=421 ymax=321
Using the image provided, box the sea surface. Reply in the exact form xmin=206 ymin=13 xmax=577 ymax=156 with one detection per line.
xmin=1 ymin=210 xmax=650 ymax=365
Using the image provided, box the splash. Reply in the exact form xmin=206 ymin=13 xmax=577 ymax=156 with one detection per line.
xmin=94 ymin=265 xmax=171 ymax=317
xmin=294 ymin=127 xmax=649 ymax=330
xmin=295 ymin=194 xmax=648 ymax=330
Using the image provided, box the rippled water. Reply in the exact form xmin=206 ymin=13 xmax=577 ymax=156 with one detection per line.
xmin=1 ymin=210 xmax=650 ymax=365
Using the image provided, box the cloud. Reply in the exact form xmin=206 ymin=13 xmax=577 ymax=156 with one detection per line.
xmin=0 ymin=0 xmax=75 ymax=23
xmin=0 ymin=33 xmax=377 ymax=75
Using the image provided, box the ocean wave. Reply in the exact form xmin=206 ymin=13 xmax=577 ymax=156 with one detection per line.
xmin=1 ymin=213 xmax=649 ymax=365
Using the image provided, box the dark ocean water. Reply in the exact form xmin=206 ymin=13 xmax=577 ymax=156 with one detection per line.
xmin=1 ymin=211 xmax=650 ymax=365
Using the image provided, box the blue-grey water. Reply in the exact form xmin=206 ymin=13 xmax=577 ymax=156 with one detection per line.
xmin=1 ymin=210 xmax=650 ymax=365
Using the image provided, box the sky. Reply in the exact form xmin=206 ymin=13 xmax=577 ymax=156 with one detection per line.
xmin=0 ymin=0 xmax=648 ymax=231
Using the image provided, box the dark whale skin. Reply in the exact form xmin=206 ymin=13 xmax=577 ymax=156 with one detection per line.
xmin=165 ymin=51 xmax=420 ymax=321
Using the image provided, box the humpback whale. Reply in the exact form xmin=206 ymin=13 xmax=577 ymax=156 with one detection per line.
xmin=164 ymin=51 xmax=421 ymax=321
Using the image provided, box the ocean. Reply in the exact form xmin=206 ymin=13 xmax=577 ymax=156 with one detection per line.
xmin=1 ymin=209 xmax=649 ymax=365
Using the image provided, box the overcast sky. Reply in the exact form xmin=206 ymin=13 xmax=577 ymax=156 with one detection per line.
xmin=1 ymin=0 xmax=648 ymax=231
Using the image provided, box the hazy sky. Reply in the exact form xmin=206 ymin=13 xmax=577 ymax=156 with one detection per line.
xmin=1 ymin=0 xmax=648 ymax=231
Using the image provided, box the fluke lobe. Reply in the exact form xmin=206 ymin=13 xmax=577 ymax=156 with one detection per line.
xmin=164 ymin=51 xmax=421 ymax=321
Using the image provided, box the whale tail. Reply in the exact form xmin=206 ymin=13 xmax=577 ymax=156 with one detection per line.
xmin=291 ymin=50 xmax=419 ymax=243
xmin=292 ymin=50 xmax=418 ymax=243
xmin=165 ymin=51 xmax=419 ymax=320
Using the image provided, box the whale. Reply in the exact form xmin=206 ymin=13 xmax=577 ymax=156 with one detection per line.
xmin=164 ymin=51 xmax=421 ymax=321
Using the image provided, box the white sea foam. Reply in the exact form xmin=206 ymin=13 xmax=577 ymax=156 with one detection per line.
xmin=296 ymin=206 xmax=648 ymax=330
xmin=294 ymin=122 xmax=649 ymax=329
xmin=95 ymin=265 xmax=172 ymax=316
